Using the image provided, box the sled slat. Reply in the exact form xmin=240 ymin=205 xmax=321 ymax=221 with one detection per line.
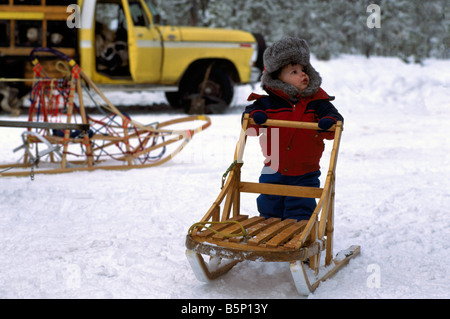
xmin=212 ymin=216 xmax=265 ymax=240
xmin=266 ymin=220 xmax=308 ymax=248
xmin=229 ymin=217 xmax=280 ymax=243
xmin=248 ymin=219 xmax=296 ymax=246
xmin=196 ymin=215 xmax=248 ymax=238
xmin=284 ymin=229 xmax=310 ymax=250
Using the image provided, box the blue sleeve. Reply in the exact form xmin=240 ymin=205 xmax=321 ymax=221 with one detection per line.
xmin=311 ymin=100 xmax=344 ymax=122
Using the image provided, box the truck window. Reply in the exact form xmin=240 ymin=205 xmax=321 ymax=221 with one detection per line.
xmin=8 ymin=0 xmax=73 ymax=5
xmin=144 ymin=0 xmax=158 ymax=16
xmin=47 ymin=20 xmax=77 ymax=48
xmin=95 ymin=2 xmax=128 ymax=41
xmin=144 ymin=0 xmax=162 ymax=24
xmin=0 ymin=21 xmax=8 ymax=47
xmin=95 ymin=1 xmax=130 ymax=77
xmin=13 ymin=0 xmax=41 ymax=4
xmin=46 ymin=0 xmax=75 ymax=5
xmin=15 ymin=20 xmax=42 ymax=47
xmin=129 ymin=1 xmax=149 ymax=27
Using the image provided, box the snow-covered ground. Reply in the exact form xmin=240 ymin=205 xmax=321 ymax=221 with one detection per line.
xmin=0 ymin=55 xmax=449 ymax=299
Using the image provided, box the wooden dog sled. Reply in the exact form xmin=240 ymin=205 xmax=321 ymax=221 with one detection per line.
xmin=185 ymin=114 xmax=360 ymax=295
xmin=0 ymin=48 xmax=210 ymax=177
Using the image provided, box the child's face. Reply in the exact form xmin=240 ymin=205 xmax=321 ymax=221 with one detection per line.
xmin=279 ymin=63 xmax=309 ymax=93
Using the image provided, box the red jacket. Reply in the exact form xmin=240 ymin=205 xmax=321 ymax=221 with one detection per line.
xmin=244 ymin=87 xmax=343 ymax=176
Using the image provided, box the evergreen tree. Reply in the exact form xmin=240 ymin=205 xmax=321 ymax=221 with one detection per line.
xmin=149 ymin=0 xmax=449 ymax=62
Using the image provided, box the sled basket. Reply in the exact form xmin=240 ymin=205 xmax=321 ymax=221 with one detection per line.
xmin=185 ymin=114 xmax=360 ymax=295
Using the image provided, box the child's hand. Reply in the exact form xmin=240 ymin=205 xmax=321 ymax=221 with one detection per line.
xmin=318 ymin=117 xmax=336 ymax=130
xmin=252 ymin=111 xmax=268 ymax=125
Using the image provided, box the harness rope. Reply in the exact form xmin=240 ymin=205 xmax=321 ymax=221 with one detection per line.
xmin=221 ymin=160 xmax=238 ymax=189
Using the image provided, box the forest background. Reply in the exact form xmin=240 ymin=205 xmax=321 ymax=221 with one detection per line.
xmin=152 ymin=0 xmax=449 ymax=63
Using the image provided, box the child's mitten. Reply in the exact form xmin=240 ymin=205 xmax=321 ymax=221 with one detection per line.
xmin=318 ymin=117 xmax=336 ymax=130
xmin=252 ymin=111 xmax=268 ymax=125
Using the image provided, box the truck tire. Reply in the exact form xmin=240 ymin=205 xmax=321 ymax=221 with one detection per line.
xmin=165 ymin=91 xmax=182 ymax=108
xmin=179 ymin=64 xmax=234 ymax=114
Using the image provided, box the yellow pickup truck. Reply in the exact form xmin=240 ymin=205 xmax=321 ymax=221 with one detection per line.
xmin=0 ymin=0 xmax=265 ymax=113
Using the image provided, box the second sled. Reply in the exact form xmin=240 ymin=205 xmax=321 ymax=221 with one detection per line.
xmin=185 ymin=114 xmax=360 ymax=295
xmin=0 ymin=47 xmax=210 ymax=178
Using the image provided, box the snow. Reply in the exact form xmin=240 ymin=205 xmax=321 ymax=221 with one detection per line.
xmin=0 ymin=55 xmax=449 ymax=299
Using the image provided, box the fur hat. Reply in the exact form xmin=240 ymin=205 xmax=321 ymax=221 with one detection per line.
xmin=261 ymin=37 xmax=322 ymax=99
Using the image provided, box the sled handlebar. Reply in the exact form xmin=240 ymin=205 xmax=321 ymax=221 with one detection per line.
xmin=30 ymin=47 xmax=72 ymax=63
xmin=249 ymin=118 xmax=340 ymax=131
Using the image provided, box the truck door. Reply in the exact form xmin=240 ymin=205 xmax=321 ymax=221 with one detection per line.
xmin=122 ymin=0 xmax=162 ymax=83
xmin=94 ymin=0 xmax=162 ymax=83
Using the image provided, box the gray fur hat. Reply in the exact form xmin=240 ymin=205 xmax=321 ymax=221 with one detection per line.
xmin=261 ymin=37 xmax=322 ymax=99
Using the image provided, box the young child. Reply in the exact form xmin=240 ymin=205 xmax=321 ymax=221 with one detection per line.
xmin=243 ymin=36 xmax=343 ymax=222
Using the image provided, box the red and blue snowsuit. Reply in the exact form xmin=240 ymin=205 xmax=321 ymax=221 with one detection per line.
xmin=244 ymin=86 xmax=343 ymax=221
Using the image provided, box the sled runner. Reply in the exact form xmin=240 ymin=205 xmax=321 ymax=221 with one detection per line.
xmin=185 ymin=114 xmax=360 ymax=295
xmin=0 ymin=48 xmax=210 ymax=177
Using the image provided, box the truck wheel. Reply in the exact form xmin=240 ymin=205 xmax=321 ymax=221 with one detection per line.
xmin=180 ymin=65 xmax=233 ymax=114
xmin=165 ymin=91 xmax=182 ymax=108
